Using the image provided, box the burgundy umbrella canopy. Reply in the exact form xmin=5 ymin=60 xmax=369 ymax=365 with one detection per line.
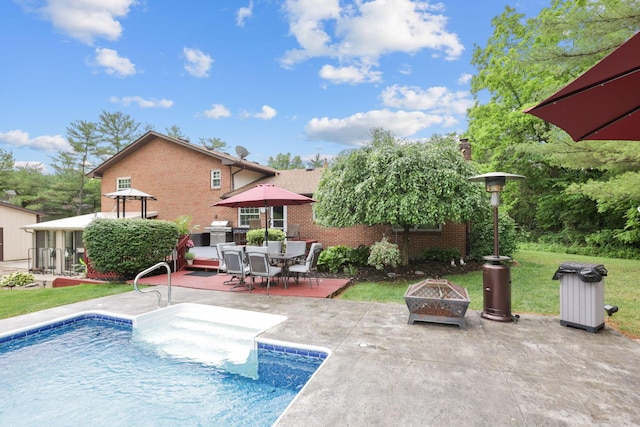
xmin=525 ymin=32 xmax=640 ymax=141
xmin=212 ymin=184 xmax=316 ymax=242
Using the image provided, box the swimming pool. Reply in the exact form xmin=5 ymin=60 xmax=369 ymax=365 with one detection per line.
xmin=0 ymin=308 xmax=329 ymax=426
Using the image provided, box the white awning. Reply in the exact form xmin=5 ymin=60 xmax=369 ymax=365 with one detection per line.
xmin=21 ymin=211 xmax=158 ymax=231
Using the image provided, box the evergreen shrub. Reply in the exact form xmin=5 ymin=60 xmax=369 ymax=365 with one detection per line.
xmin=84 ymin=218 xmax=179 ymax=279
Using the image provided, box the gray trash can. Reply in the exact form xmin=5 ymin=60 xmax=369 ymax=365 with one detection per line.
xmin=552 ymin=262 xmax=607 ymax=333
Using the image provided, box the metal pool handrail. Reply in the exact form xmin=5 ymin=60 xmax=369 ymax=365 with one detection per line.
xmin=134 ymin=262 xmax=172 ymax=308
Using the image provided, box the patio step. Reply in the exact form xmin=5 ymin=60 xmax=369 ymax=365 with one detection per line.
xmin=185 ymin=258 xmax=219 ymax=271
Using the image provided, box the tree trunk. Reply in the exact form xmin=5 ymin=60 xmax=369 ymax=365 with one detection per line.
xmin=402 ymin=225 xmax=411 ymax=266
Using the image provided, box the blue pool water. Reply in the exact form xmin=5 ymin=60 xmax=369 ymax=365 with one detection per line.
xmin=0 ymin=314 xmax=326 ymax=426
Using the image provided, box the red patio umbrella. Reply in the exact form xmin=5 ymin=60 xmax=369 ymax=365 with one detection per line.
xmin=524 ymin=32 xmax=640 ymax=141
xmin=212 ymin=184 xmax=316 ymax=242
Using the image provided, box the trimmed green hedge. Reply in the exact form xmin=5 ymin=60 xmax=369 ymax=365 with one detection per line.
xmin=84 ymin=218 xmax=179 ymax=279
xmin=246 ymin=228 xmax=285 ymax=246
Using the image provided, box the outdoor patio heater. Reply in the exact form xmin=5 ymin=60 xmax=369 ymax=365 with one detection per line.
xmin=468 ymin=172 xmax=525 ymax=322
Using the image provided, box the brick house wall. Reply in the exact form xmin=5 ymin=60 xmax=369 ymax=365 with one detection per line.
xmin=97 ymin=135 xmax=274 ymax=231
xmin=283 ymin=204 xmax=467 ymax=259
xmin=90 ymin=131 xmax=471 ymax=259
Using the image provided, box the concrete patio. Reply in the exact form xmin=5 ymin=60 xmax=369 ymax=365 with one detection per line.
xmin=1 ymin=287 xmax=639 ymax=426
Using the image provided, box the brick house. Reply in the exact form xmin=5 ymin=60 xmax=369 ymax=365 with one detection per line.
xmin=86 ymin=131 xmax=469 ymax=259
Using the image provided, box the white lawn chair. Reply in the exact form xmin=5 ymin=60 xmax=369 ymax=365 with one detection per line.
xmin=216 ymin=242 xmax=236 ymax=272
xmin=222 ymin=247 xmax=250 ymax=291
xmin=246 ymin=251 xmax=281 ymax=294
xmin=289 ymin=243 xmax=322 ymax=287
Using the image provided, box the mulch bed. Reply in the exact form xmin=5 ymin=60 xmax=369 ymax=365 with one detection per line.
xmin=319 ymin=259 xmax=483 ymax=284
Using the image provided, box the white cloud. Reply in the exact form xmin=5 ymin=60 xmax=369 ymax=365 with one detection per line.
xmin=245 ymin=105 xmax=277 ymax=120
xmin=203 ymin=104 xmax=231 ymax=119
xmin=380 ymin=85 xmax=473 ymax=115
xmin=305 ymin=109 xmax=451 ymax=144
xmin=280 ymin=0 xmax=341 ymax=68
xmin=183 ymin=47 xmax=213 ymax=78
xmin=110 ymin=96 xmax=173 ymax=108
xmin=282 ymin=0 xmax=463 ymax=73
xmin=14 ymin=161 xmax=46 ymax=172
xmin=237 ymin=1 xmax=253 ymax=27
xmin=256 ymin=105 xmax=277 ymax=119
xmin=37 ymin=0 xmax=135 ymax=45
xmin=399 ymin=64 xmax=412 ymax=75
xmin=0 ymin=129 xmax=71 ymax=152
xmin=319 ymin=64 xmax=382 ymax=84
xmin=338 ymin=0 xmax=463 ymax=59
xmin=458 ymin=73 xmax=473 ymax=84
xmin=93 ymin=48 xmax=136 ymax=77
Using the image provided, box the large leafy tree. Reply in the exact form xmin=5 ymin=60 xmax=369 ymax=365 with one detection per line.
xmin=306 ymin=153 xmax=326 ymax=169
xmin=97 ymin=110 xmax=142 ymax=160
xmin=314 ymin=130 xmax=486 ymax=265
xmin=7 ymin=164 xmax=49 ymax=210
xmin=0 ymin=149 xmax=15 ymax=194
xmin=469 ymin=0 xmax=640 ymax=251
xmin=166 ymin=125 xmax=187 ymax=140
xmin=51 ymin=120 xmax=101 ymax=215
xmin=200 ymin=137 xmax=228 ymax=152
xmin=268 ymin=152 xmax=305 ymax=170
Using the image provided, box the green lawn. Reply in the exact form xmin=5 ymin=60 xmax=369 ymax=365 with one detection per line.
xmin=338 ymin=250 xmax=640 ymax=339
xmin=2 ymin=250 xmax=639 ymax=339
xmin=0 ymin=284 xmax=133 ymax=319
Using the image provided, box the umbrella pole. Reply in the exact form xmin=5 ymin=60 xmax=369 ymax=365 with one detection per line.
xmin=264 ymin=203 xmax=269 ymax=244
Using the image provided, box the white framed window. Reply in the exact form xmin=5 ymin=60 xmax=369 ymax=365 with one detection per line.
xmin=239 ymin=207 xmax=260 ymax=226
xmin=392 ymin=223 xmax=442 ymax=232
xmin=210 ymin=169 xmax=221 ymax=189
xmin=117 ymin=177 xmax=131 ymax=190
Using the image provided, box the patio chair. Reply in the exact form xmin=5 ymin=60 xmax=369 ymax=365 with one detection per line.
xmin=246 ymin=251 xmax=281 ymax=294
xmin=265 ymin=240 xmax=282 ymax=255
xmin=288 ymin=243 xmax=322 ymax=287
xmin=216 ymin=242 xmax=236 ymax=272
xmin=249 ymin=218 xmax=262 ymax=229
xmin=286 ymin=223 xmax=301 ymax=239
xmin=285 ymin=240 xmax=307 ymax=260
xmin=245 ymin=245 xmax=267 ymax=254
xmin=222 ymin=248 xmax=251 ymax=291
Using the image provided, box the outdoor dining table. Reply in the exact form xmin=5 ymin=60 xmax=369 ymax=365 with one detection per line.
xmin=269 ymin=252 xmax=306 ymax=288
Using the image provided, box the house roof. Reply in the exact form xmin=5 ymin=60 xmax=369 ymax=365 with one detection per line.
xmin=21 ymin=211 xmax=157 ymax=231
xmin=87 ymin=131 xmax=279 ymax=178
xmin=222 ymin=168 xmax=325 ymax=198
xmin=0 ymin=200 xmax=45 ymax=218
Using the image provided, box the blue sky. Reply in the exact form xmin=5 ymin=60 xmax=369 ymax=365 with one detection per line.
xmin=1 ymin=0 xmax=546 ymax=171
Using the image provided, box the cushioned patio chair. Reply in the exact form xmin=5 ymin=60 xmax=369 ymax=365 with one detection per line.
xmin=288 ymin=242 xmax=322 ymax=287
xmin=246 ymin=251 xmax=281 ymax=294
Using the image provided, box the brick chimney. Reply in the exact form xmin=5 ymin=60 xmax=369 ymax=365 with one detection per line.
xmin=459 ymin=138 xmax=471 ymax=161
